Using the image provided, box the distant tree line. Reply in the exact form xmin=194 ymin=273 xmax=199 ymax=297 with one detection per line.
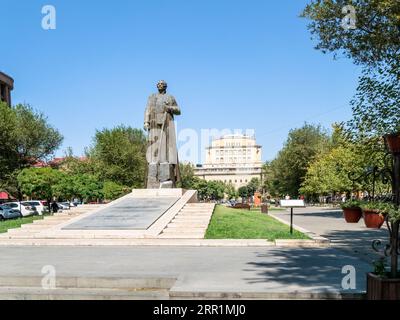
xmin=0 ymin=101 xmax=147 ymax=203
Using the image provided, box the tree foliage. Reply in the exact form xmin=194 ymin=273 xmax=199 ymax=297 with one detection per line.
xmin=264 ymin=124 xmax=330 ymax=197
xmin=0 ymin=102 xmax=63 ymax=186
xmin=350 ymin=65 xmax=400 ymax=137
xmin=89 ymin=126 xmax=147 ymax=188
xmin=102 ymin=181 xmax=129 ymax=201
xmin=17 ymin=168 xmax=61 ymax=202
xmin=302 ymin=0 xmax=400 ymax=67
xmin=300 ymin=125 xmax=387 ymax=197
xmin=302 ymin=1 xmax=400 ymax=138
xmin=178 ymin=162 xmax=200 ymax=190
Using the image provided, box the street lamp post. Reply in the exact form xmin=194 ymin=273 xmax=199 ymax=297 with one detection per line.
xmin=386 ymin=136 xmax=400 ymax=278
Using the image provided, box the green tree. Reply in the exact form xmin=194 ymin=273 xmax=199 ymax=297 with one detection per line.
xmin=350 ymin=65 xmax=400 ymax=137
xmin=302 ymin=0 xmax=400 ymax=67
xmin=301 ymin=146 xmax=359 ymax=196
xmin=178 ymin=162 xmax=200 ymax=189
xmin=73 ymin=174 xmax=103 ymax=203
xmin=205 ymin=181 xmax=226 ymax=201
xmin=103 ymin=181 xmax=129 ymax=201
xmin=247 ymin=178 xmax=260 ymax=195
xmin=225 ymin=182 xmax=238 ymax=200
xmin=301 ymin=125 xmax=388 ymax=198
xmin=17 ymin=168 xmax=62 ymax=208
xmin=238 ymin=186 xmax=250 ymax=201
xmin=267 ymin=124 xmax=330 ymax=197
xmin=193 ymin=179 xmax=226 ymax=201
xmin=90 ymin=126 xmax=147 ymax=188
xmin=302 ymin=1 xmax=400 ymax=138
xmin=0 ymin=103 xmax=63 ymax=194
xmin=52 ymin=173 xmax=76 ymax=201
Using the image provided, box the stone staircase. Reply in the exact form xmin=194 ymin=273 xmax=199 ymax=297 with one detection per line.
xmin=0 ymin=205 xmax=104 ymax=240
xmin=0 ymin=276 xmax=174 ymax=300
xmin=159 ymin=203 xmax=215 ymax=239
xmin=0 ymin=201 xmax=216 ymax=243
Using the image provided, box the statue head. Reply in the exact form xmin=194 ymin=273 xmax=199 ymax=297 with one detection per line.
xmin=157 ymin=80 xmax=168 ymax=94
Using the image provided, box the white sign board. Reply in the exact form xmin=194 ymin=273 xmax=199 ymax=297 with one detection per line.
xmin=280 ymin=200 xmax=305 ymax=208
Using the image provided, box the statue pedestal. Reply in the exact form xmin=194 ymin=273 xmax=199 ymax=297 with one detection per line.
xmin=131 ymin=188 xmax=184 ymax=198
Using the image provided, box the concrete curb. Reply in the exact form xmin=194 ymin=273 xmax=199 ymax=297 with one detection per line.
xmin=0 ymin=238 xmax=331 ymax=247
xmin=0 ymin=275 xmax=366 ymax=300
xmin=169 ymin=290 xmax=366 ymax=300
xmin=0 ymin=239 xmax=276 ymax=247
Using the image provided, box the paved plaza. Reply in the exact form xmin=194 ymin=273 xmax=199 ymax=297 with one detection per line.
xmin=0 ymin=245 xmax=369 ymax=299
xmin=0 ymin=206 xmax=386 ymax=299
xmin=270 ymin=207 xmax=389 ymax=262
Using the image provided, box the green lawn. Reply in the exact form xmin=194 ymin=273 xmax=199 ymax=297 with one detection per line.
xmin=0 ymin=215 xmax=45 ymax=234
xmin=205 ymin=205 xmax=309 ymax=240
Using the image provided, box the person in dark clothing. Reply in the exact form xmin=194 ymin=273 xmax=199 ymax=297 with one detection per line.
xmin=51 ymin=201 xmax=59 ymax=214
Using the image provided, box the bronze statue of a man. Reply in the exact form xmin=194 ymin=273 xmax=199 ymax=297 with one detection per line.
xmin=144 ymin=80 xmax=181 ymax=188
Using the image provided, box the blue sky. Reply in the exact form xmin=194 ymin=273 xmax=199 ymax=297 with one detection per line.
xmin=1 ymin=0 xmax=361 ymax=163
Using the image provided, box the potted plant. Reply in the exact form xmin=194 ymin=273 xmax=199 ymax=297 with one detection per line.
xmin=361 ymin=202 xmax=393 ymax=229
xmin=367 ymin=207 xmax=400 ymax=300
xmin=341 ymin=199 xmax=363 ymax=223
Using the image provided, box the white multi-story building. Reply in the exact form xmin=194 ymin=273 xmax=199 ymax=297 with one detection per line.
xmin=194 ymin=134 xmax=263 ymax=189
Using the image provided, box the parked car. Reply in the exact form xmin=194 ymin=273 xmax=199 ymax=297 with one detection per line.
xmin=21 ymin=201 xmax=48 ymax=216
xmin=0 ymin=205 xmax=22 ymax=220
xmin=5 ymin=202 xmax=37 ymax=217
xmin=57 ymin=202 xmax=71 ymax=210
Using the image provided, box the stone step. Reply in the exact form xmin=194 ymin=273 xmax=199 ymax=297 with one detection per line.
xmin=178 ymin=211 xmax=211 ymax=214
xmin=170 ymin=219 xmax=210 ymax=226
xmin=174 ymin=216 xmax=211 ymax=220
xmin=158 ymin=233 xmax=204 ymax=239
xmin=6 ymin=229 xmax=40 ymax=235
xmin=0 ymin=276 xmax=176 ymax=289
xmin=21 ymin=224 xmax=51 ymax=229
xmin=172 ymin=220 xmax=210 ymax=225
xmin=163 ymin=228 xmax=206 ymax=234
xmin=163 ymin=226 xmax=207 ymax=233
xmin=182 ymin=208 xmax=212 ymax=211
xmin=0 ymin=287 xmax=169 ymax=300
xmin=181 ymin=206 xmax=213 ymax=209
xmin=167 ymin=223 xmax=208 ymax=228
xmin=2 ymin=234 xmax=38 ymax=239
xmin=33 ymin=220 xmax=69 ymax=225
xmin=176 ymin=215 xmax=210 ymax=219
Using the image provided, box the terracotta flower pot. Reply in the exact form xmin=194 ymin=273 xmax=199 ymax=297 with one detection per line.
xmin=385 ymin=134 xmax=400 ymax=154
xmin=363 ymin=210 xmax=386 ymax=229
xmin=367 ymin=273 xmax=400 ymax=300
xmin=343 ymin=207 xmax=362 ymax=223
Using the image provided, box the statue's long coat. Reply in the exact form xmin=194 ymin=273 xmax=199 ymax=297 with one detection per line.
xmin=144 ymin=93 xmax=181 ymax=182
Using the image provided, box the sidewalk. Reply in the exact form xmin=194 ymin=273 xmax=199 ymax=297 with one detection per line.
xmin=269 ymin=207 xmax=389 ymax=262
xmin=0 ymin=245 xmax=369 ymax=298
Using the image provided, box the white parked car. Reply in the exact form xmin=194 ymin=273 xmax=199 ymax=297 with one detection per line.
xmin=0 ymin=205 xmax=22 ymax=220
xmin=21 ymin=201 xmax=48 ymax=216
xmin=5 ymin=202 xmax=38 ymax=217
xmin=57 ymin=202 xmax=71 ymax=211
